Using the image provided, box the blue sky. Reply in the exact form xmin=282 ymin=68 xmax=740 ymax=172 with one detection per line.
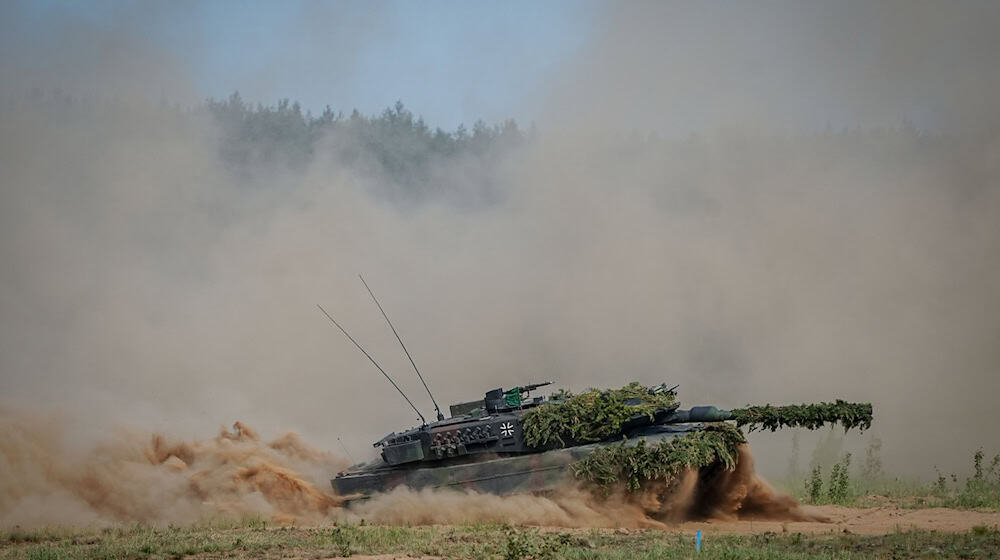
xmin=6 ymin=0 xmax=595 ymax=128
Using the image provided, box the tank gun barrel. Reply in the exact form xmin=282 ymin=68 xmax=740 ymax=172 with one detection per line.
xmin=728 ymin=401 xmax=873 ymax=432
xmin=658 ymin=401 xmax=873 ymax=432
xmin=664 ymin=406 xmax=733 ymax=423
xmin=517 ymin=381 xmax=552 ymax=394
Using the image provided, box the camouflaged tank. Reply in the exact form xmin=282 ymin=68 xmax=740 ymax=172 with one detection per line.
xmin=332 ymin=382 xmax=737 ymax=501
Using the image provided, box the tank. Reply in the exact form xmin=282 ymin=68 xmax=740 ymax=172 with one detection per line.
xmin=331 ymin=382 xmax=798 ymax=501
xmin=322 ymin=283 xmax=872 ymax=503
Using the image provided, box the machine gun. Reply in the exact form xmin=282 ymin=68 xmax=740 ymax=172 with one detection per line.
xmin=498 ymin=381 xmax=552 ymax=408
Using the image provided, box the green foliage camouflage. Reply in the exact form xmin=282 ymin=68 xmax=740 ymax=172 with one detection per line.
xmin=730 ymin=400 xmax=873 ymax=433
xmin=522 ymin=382 xmax=872 ymax=492
xmin=572 ymin=424 xmax=746 ymax=492
xmin=521 ymin=382 xmax=676 ymax=448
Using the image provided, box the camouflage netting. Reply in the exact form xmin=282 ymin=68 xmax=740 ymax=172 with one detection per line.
xmin=521 ymin=382 xmax=677 ymax=448
xmin=572 ymin=424 xmax=746 ymax=491
xmin=730 ymin=401 xmax=873 ymax=433
xmin=524 ymin=383 xmax=873 ymax=492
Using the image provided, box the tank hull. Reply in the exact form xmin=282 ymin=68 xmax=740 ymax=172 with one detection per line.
xmin=333 ymin=424 xmax=701 ymax=501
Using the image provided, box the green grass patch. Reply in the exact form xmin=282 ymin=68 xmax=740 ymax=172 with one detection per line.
xmin=2 ymin=523 xmax=999 ymax=560
xmin=783 ymin=447 xmax=1000 ymax=510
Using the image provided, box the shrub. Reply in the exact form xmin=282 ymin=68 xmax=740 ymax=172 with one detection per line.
xmin=331 ymin=526 xmax=357 ymax=557
xmin=503 ymin=529 xmax=571 ymax=560
xmin=828 ymin=453 xmax=852 ymax=503
xmin=807 ymin=465 xmax=823 ymax=503
xmin=952 ymin=449 xmax=1000 ymax=509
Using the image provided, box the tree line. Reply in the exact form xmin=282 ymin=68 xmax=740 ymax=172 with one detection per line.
xmin=205 ymin=92 xmax=526 ymax=203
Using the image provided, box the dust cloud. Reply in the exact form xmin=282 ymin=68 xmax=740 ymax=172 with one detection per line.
xmin=696 ymin=447 xmax=823 ymax=522
xmin=0 ymin=409 xmax=348 ymax=528
xmin=0 ymin=408 xmax=811 ymax=528
xmin=333 ymin=448 xmax=819 ymax=527
xmin=342 ymin=471 xmax=806 ymax=530
xmin=2 ymin=1 xmax=1000 ymax=528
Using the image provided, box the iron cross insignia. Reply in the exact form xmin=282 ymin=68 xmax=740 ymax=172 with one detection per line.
xmin=499 ymin=422 xmax=515 ymax=437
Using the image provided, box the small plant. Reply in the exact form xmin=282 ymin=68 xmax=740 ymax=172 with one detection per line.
xmin=331 ymin=526 xmax=357 ymax=557
xmin=504 ymin=530 xmax=535 ymax=560
xmin=807 ymin=465 xmax=823 ymax=503
xmin=933 ymin=467 xmax=948 ymax=495
xmin=503 ymin=529 xmax=570 ymax=560
xmin=26 ymin=548 xmax=62 ymax=560
xmin=973 ymin=448 xmax=985 ymax=482
xmin=971 ymin=525 xmax=992 ymax=536
xmin=952 ymin=449 xmax=1000 ymax=509
xmin=828 ymin=453 xmax=852 ymax=503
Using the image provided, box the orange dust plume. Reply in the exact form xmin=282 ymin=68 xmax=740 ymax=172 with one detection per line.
xmin=606 ymin=445 xmax=824 ymax=525
xmin=680 ymin=445 xmax=826 ymax=522
xmin=695 ymin=445 xmax=826 ymax=522
xmin=0 ymin=409 xmax=348 ymax=528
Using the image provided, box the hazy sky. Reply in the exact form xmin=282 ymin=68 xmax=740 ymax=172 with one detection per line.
xmin=5 ymin=1 xmax=1000 ymax=133
xmin=5 ymin=0 xmax=594 ymax=128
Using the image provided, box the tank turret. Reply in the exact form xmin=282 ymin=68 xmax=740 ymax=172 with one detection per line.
xmin=371 ymin=382 xmax=554 ymax=468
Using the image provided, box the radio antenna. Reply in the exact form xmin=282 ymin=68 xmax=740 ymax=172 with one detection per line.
xmin=317 ymin=304 xmax=426 ymax=425
xmin=359 ymin=275 xmax=445 ymax=421
xmin=337 ymin=437 xmax=356 ymax=465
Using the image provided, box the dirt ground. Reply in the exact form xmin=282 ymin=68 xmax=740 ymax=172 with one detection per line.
xmin=670 ymin=505 xmax=1000 ymax=536
xmin=330 ymin=507 xmax=1000 ymax=560
xmin=341 ymin=505 xmax=1000 ymax=543
xmin=336 ymin=507 xmax=1000 ymax=560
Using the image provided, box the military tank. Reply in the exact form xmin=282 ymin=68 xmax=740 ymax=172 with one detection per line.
xmin=331 ymin=381 xmax=872 ymax=500
xmin=321 ymin=280 xmax=872 ymax=502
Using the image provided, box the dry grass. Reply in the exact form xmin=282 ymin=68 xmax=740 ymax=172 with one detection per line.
xmin=3 ymin=521 xmax=999 ymax=560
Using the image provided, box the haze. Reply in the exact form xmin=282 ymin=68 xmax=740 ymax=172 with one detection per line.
xmin=2 ymin=0 xmax=999 ymax=490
